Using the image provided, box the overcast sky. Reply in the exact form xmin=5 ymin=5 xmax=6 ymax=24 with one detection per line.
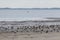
xmin=0 ymin=0 xmax=60 ymax=8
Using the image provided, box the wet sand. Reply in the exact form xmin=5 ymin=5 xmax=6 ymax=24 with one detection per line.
xmin=0 ymin=32 xmax=60 ymax=40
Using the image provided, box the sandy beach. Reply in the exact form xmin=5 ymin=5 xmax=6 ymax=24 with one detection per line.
xmin=0 ymin=32 xmax=60 ymax=40
xmin=0 ymin=21 xmax=59 ymax=40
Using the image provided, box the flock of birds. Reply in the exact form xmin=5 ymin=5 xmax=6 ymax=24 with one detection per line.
xmin=0 ymin=24 xmax=60 ymax=33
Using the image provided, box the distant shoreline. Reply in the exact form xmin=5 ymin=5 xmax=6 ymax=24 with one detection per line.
xmin=0 ymin=8 xmax=60 ymax=10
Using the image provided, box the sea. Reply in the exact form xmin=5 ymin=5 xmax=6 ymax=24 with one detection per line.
xmin=0 ymin=9 xmax=60 ymax=21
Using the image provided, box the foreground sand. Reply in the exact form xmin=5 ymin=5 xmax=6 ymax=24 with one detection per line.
xmin=0 ymin=32 xmax=60 ymax=40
